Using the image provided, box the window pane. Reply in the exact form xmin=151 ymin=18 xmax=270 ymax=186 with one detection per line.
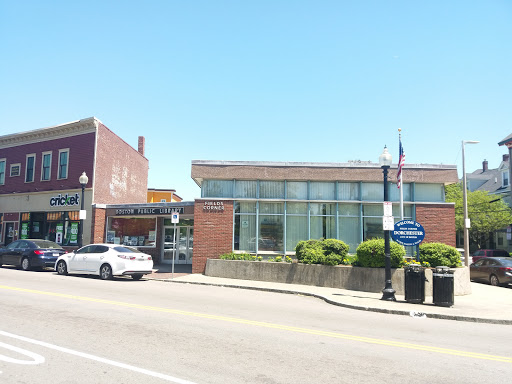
xmin=310 ymin=203 xmax=336 ymax=215
xmin=286 ymin=181 xmax=307 ymax=200
xmin=392 ymin=205 xmax=412 ymax=219
xmin=259 ymin=215 xmax=283 ymax=251
xmin=286 ymin=216 xmax=308 ymax=252
xmin=338 ymin=182 xmax=359 ymax=200
xmin=203 ymin=180 xmax=233 ymax=198
xmin=108 ymin=218 xmax=156 ymax=246
xmin=26 ymin=156 xmax=34 ymax=182
xmin=234 ymin=180 xmax=257 ymax=198
xmin=363 ymin=217 xmax=382 ymax=240
xmin=310 ymin=216 xmax=336 ymax=240
xmin=260 ymin=202 xmax=284 ymax=214
xmin=339 ymin=203 xmax=360 ymax=216
xmin=234 ymin=214 xmax=256 ymax=252
xmin=234 ymin=201 xmax=256 ymax=214
xmin=361 ymin=183 xmax=384 ymax=201
xmin=389 ymin=183 xmax=411 ymax=201
xmin=286 ymin=202 xmax=308 ymax=215
xmin=363 ymin=204 xmax=383 ymax=217
xmin=0 ymin=161 xmax=5 ymax=184
xmin=310 ymin=182 xmax=335 ymax=200
xmin=339 ymin=216 xmax=360 ymax=253
xmin=415 ymin=184 xmax=444 ymax=202
xmin=59 ymin=151 xmax=68 ymax=179
xmin=42 ymin=154 xmax=51 ymax=181
xmin=260 ymin=181 xmax=284 ymax=199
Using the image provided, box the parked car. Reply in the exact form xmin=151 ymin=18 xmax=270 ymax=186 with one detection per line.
xmin=472 ymin=249 xmax=510 ymax=263
xmin=0 ymin=239 xmax=67 ymax=271
xmin=55 ymin=243 xmax=153 ymax=280
xmin=470 ymin=257 xmax=512 ymax=286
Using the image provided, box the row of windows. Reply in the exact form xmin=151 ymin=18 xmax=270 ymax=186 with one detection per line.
xmin=202 ymin=179 xmax=445 ymax=202
xmin=0 ymin=149 xmax=69 ymax=185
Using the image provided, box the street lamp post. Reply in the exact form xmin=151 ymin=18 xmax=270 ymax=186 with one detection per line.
xmin=462 ymin=140 xmax=479 ymax=266
xmin=379 ymin=146 xmax=396 ymax=301
xmin=78 ymin=172 xmax=89 ymax=248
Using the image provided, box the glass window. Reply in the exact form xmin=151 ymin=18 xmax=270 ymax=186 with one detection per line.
xmin=338 ymin=183 xmax=359 ymax=200
xmin=363 ymin=204 xmax=383 ymax=217
xmin=41 ymin=152 xmax=52 ymax=181
xmin=503 ymin=172 xmax=509 ymax=187
xmin=310 ymin=216 xmax=336 ymax=240
xmin=10 ymin=163 xmax=21 ymax=177
xmin=415 ymin=183 xmax=444 ymax=202
xmin=0 ymin=159 xmax=5 ymax=184
xmin=234 ymin=214 xmax=257 ymax=252
xmin=258 ymin=215 xmax=283 ymax=251
xmin=363 ymin=217 xmax=382 ymax=240
xmin=339 ymin=203 xmax=360 ymax=216
xmin=310 ymin=182 xmax=335 ymax=200
xmin=389 ymin=183 xmax=411 ymax=201
xmin=234 ymin=180 xmax=257 ymax=198
xmin=286 ymin=215 xmax=308 ymax=252
xmin=361 ymin=183 xmax=384 ymax=201
xmin=202 ymin=180 xmax=233 ymax=198
xmin=58 ymin=149 xmax=69 ymax=179
xmin=25 ymin=154 xmax=35 ymax=183
xmin=339 ymin=216 xmax=360 ymax=253
xmin=234 ymin=201 xmax=257 ymax=214
xmin=260 ymin=202 xmax=284 ymax=214
xmin=286 ymin=181 xmax=307 ymax=200
xmin=286 ymin=202 xmax=308 ymax=215
xmin=260 ymin=181 xmax=284 ymax=199
xmin=108 ymin=217 xmax=157 ymax=246
xmin=310 ymin=203 xmax=336 ymax=216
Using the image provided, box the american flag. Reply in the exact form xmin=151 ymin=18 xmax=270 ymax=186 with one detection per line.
xmin=397 ymin=138 xmax=405 ymax=188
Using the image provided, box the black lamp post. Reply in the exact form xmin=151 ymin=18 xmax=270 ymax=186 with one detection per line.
xmin=379 ymin=146 xmax=396 ymax=301
xmin=78 ymin=172 xmax=88 ymax=248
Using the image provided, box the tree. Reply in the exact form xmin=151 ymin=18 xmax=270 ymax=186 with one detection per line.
xmin=445 ymin=183 xmax=512 ymax=249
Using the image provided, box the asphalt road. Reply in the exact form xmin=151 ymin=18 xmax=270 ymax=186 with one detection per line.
xmin=0 ymin=266 xmax=511 ymax=384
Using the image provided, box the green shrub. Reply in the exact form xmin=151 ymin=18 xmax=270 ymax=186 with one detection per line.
xmin=274 ymin=256 xmax=283 ymax=262
xmin=219 ymin=252 xmax=253 ymax=261
xmin=285 ymin=256 xmax=293 ymax=263
xmin=295 ymin=238 xmax=349 ymax=265
xmin=419 ymin=242 xmax=461 ymax=267
xmin=355 ymin=239 xmax=405 ymax=268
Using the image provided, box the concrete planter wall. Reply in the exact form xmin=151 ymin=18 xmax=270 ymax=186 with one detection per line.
xmin=205 ymin=259 xmax=472 ymax=296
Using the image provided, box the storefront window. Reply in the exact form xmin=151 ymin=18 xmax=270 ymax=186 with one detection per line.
xmin=108 ymin=218 xmax=156 ymax=247
xmin=19 ymin=211 xmax=79 ymax=245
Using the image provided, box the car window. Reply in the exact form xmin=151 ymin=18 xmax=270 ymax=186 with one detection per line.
xmin=499 ymin=259 xmax=512 ymax=267
xmin=32 ymin=240 xmax=61 ymax=249
xmin=18 ymin=241 xmax=30 ymax=248
xmin=473 ymin=259 xmax=485 ymax=267
xmin=77 ymin=245 xmax=95 ymax=254
xmin=113 ymin=246 xmax=142 ymax=253
xmin=487 ymin=259 xmax=498 ymax=266
xmin=492 ymin=250 xmax=509 ymax=257
xmin=96 ymin=246 xmax=109 ymax=253
xmin=473 ymin=251 xmax=482 ymax=256
xmin=7 ymin=241 xmax=20 ymax=249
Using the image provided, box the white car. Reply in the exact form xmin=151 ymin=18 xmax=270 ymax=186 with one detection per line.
xmin=55 ymin=244 xmax=153 ymax=280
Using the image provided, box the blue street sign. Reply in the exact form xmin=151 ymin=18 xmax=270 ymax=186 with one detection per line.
xmin=391 ymin=220 xmax=425 ymax=246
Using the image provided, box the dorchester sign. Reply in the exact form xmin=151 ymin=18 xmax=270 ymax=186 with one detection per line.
xmin=391 ymin=220 xmax=425 ymax=246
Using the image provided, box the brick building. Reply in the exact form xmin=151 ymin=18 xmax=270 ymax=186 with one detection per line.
xmin=0 ymin=117 xmax=148 ymax=247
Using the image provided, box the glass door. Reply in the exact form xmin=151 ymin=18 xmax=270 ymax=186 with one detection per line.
xmin=162 ymin=226 xmax=193 ymax=265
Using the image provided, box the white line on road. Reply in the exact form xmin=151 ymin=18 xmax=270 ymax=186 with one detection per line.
xmin=0 ymin=341 xmax=45 ymax=364
xmin=0 ymin=331 xmax=198 ymax=384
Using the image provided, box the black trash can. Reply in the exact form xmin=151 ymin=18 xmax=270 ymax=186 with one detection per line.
xmin=404 ymin=265 xmax=426 ymax=304
xmin=432 ymin=266 xmax=454 ymax=307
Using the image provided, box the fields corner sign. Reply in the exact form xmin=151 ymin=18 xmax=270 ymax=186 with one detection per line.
xmin=391 ymin=220 xmax=425 ymax=246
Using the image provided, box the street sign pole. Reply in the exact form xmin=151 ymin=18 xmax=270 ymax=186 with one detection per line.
xmin=171 ymin=212 xmax=180 ymax=279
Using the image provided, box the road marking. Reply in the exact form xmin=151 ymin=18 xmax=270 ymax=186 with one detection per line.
xmin=0 ymin=341 xmax=45 ymax=365
xmin=1 ymin=284 xmax=511 ymax=364
xmin=0 ymin=331 xmax=198 ymax=384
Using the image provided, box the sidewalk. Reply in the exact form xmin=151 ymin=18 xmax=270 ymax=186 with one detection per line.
xmin=145 ymin=265 xmax=512 ymax=325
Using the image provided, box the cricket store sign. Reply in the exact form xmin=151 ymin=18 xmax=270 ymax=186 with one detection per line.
xmin=391 ymin=220 xmax=426 ymax=246
xmin=50 ymin=193 xmax=80 ymax=207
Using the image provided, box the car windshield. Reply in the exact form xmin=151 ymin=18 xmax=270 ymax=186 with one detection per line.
xmin=31 ymin=240 xmax=62 ymax=249
xmin=113 ymin=246 xmax=142 ymax=253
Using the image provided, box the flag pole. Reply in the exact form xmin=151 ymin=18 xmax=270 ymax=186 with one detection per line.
xmin=398 ymin=128 xmax=404 ymax=220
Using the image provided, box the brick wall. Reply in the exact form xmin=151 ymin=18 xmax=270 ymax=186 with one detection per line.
xmin=91 ymin=206 xmax=106 ymax=243
xmin=416 ymin=204 xmax=456 ymax=246
xmin=94 ymin=123 xmax=149 ymax=204
xmin=193 ymin=200 xmax=233 ymax=273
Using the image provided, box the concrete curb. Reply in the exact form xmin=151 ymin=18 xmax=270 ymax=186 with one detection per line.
xmin=144 ymin=276 xmax=512 ymax=325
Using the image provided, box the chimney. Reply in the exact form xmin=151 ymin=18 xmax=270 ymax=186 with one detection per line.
xmin=138 ymin=136 xmax=145 ymax=156
xmin=503 ymin=154 xmax=510 ymax=162
xmin=482 ymin=159 xmax=488 ymax=172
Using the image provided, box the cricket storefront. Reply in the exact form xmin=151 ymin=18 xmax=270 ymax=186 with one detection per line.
xmin=100 ymin=202 xmax=195 ymax=265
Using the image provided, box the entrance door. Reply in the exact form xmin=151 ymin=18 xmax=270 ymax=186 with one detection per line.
xmin=4 ymin=223 xmax=15 ymax=246
xmin=162 ymin=226 xmax=193 ymax=265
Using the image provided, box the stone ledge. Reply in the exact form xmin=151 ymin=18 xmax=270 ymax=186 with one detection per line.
xmin=205 ymin=259 xmax=471 ymax=296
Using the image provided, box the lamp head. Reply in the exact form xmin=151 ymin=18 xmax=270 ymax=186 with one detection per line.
xmin=79 ymin=172 xmax=88 ymax=186
xmin=379 ymin=146 xmax=392 ymax=167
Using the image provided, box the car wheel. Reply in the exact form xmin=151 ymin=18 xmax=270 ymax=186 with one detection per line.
xmin=131 ymin=274 xmax=143 ymax=281
xmin=56 ymin=260 xmax=68 ymax=275
xmin=490 ymin=274 xmax=500 ymax=286
xmin=21 ymin=257 xmax=31 ymax=271
xmin=100 ymin=264 xmax=113 ymax=280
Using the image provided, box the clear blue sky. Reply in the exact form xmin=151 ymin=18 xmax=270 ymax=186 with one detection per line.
xmin=1 ymin=1 xmax=511 ymax=200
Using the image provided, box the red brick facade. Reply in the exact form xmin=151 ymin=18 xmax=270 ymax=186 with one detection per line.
xmin=416 ymin=204 xmax=456 ymax=246
xmin=192 ymin=200 xmax=234 ymax=273
xmin=91 ymin=206 xmax=106 ymax=243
